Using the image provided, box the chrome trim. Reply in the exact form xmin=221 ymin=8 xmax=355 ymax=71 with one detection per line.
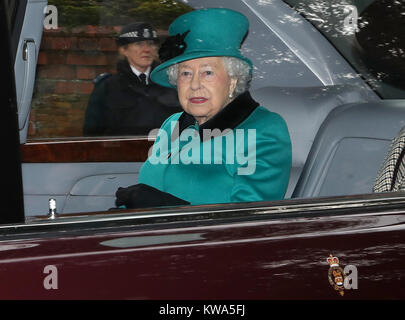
xmin=25 ymin=136 xmax=156 ymax=145
xmin=1 ymin=192 xmax=404 ymax=232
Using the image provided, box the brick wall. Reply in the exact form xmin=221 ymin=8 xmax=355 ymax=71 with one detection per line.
xmin=29 ymin=26 xmax=121 ymax=138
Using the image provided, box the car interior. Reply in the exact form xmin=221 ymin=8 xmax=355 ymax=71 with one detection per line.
xmin=12 ymin=0 xmax=405 ymax=217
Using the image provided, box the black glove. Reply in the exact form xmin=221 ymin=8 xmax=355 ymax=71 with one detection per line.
xmin=115 ymin=183 xmax=190 ymax=209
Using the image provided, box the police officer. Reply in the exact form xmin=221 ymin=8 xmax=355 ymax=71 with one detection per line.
xmin=83 ymin=22 xmax=182 ymax=136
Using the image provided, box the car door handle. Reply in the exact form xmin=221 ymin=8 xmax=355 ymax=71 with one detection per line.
xmin=19 ymin=39 xmax=36 ymax=131
xmin=23 ymin=39 xmax=35 ymax=61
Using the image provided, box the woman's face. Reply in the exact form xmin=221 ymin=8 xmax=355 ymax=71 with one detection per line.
xmin=119 ymin=41 xmax=158 ymax=73
xmin=177 ymin=57 xmax=237 ymax=125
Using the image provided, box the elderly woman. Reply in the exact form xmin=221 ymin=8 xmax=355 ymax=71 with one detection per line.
xmin=116 ymin=8 xmax=291 ymax=208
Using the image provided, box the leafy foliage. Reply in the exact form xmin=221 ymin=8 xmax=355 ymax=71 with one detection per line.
xmin=49 ymin=0 xmax=193 ymax=28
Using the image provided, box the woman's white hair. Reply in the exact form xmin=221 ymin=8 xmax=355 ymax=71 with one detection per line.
xmin=166 ymin=56 xmax=252 ymax=96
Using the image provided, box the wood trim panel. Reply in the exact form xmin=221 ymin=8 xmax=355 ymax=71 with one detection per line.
xmin=20 ymin=137 xmax=154 ymax=163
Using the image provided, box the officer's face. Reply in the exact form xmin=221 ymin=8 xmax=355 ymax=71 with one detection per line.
xmin=177 ymin=57 xmax=237 ymax=125
xmin=119 ymin=41 xmax=158 ymax=72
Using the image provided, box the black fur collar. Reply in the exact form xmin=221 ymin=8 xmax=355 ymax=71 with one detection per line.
xmin=177 ymin=91 xmax=259 ymax=141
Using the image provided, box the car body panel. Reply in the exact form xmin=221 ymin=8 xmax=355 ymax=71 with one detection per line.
xmin=1 ymin=193 xmax=405 ymax=299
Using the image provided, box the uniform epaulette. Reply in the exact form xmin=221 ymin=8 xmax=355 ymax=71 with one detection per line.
xmin=93 ymin=72 xmax=112 ymax=85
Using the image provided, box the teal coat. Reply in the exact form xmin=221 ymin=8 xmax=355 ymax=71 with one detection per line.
xmin=138 ymin=92 xmax=292 ymax=205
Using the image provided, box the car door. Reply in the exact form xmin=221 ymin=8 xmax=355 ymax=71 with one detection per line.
xmin=1 ymin=192 xmax=405 ymax=299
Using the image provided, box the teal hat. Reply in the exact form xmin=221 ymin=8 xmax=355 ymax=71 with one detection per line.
xmin=150 ymin=8 xmax=252 ymax=88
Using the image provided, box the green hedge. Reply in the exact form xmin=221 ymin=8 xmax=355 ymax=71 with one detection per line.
xmin=49 ymin=0 xmax=193 ymax=28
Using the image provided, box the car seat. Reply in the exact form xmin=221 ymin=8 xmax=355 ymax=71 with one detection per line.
xmin=251 ymin=85 xmax=373 ymax=198
xmin=292 ymin=100 xmax=405 ymax=198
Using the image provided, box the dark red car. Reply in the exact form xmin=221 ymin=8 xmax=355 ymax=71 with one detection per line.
xmin=1 ymin=0 xmax=404 ymax=302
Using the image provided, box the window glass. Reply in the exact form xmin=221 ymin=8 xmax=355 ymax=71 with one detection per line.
xmin=28 ymin=0 xmax=192 ymax=139
xmin=283 ymin=0 xmax=405 ymax=99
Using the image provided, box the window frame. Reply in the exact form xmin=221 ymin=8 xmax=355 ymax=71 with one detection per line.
xmin=4 ymin=190 xmax=405 ymax=239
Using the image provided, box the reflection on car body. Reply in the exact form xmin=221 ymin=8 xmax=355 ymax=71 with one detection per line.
xmin=1 ymin=0 xmax=405 ymax=300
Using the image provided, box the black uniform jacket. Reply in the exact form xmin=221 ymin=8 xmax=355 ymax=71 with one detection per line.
xmin=83 ymin=59 xmax=182 ymax=136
